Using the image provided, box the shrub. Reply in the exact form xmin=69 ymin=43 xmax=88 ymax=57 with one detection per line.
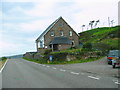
xmin=1 ymin=57 xmax=7 ymax=61
xmin=83 ymin=43 xmax=92 ymax=50
xmin=44 ymin=49 xmax=52 ymax=55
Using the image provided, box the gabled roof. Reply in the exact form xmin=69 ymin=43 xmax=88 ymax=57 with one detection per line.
xmin=50 ymin=37 xmax=72 ymax=45
xmin=36 ymin=16 xmax=79 ymax=42
xmin=36 ymin=17 xmax=62 ymax=42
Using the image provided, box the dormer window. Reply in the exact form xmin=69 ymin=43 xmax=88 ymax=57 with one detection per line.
xmin=60 ymin=30 xmax=64 ymax=36
xmin=69 ymin=31 xmax=72 ymax=36
xmin=50 ymin=31 xmax=54 ymax=36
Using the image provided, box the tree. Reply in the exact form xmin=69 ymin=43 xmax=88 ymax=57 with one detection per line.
xmin=89 ymin=21 xmax=95 ymax=29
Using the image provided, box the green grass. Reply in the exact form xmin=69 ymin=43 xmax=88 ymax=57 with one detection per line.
xmin=0 ymin=58 xmax=7 ymax=68
xmin=23 ymin=56 xmax=104 ymax=65
xmin=50 ymin=49 xmax=82 ymax=54
xmin=79 ymin=26 xmax=120 ymax=49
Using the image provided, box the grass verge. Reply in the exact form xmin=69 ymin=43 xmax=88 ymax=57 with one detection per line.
xmin=23 ymin=56 xmax=104 ymax=65
xmin=0 ymin=59 xmax=7 ymax=69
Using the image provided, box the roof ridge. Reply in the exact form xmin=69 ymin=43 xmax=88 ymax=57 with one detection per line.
xmin=36 ymin=16 xmax=62 ymax=42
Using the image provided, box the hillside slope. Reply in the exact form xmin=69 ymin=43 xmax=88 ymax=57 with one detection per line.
xmin=79 ymin=26 xmax=120 ymax=50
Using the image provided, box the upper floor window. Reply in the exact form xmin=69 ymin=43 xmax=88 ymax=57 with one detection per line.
xmin=50 ymin=31 xmax=54 ymax=36
xmin=59 ymin=23 xmax=64 ymax=27
xmin=40 ymin=41 xmax=43 ymax=48
xmin=69 ymin=31 xmax=72 ymax=36
xmin=60 ymin=30 xmax=64 ymax=36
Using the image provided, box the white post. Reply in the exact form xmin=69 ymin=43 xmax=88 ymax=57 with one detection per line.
xmin=52 ymin=44 xmax=54 ymax=52
xmin=108 ymin=17 xmax=110 ymax=27
xmin=36 ymin=42 xmax=38 ymax=51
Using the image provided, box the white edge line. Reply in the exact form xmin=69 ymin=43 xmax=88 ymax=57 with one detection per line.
xmin=0 ymin=59 xmax=8 ymax=73
xmin=24 ymin=59 xmax=42 ymax=65
xmin=88 ymin=76 xmax=100 ymax=80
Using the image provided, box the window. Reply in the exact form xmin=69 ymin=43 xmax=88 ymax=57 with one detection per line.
xmin=60 ymin=30 xmax=64 ymax=36
xmin=72 ymin=41 xmax=75 ymax=47
xmin=59 ymin=23 xmax=64 ymax=27
xmin=50 ymin=31 xmax=54 ymax=36
xmin=40 ymin=41 xmax=43 ymax=48
xmin=69 ymin=31 xmax=72 ymax=36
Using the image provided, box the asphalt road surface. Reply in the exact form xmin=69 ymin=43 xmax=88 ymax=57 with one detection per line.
xmin=2 ymin=58 xmax=120 ymax=88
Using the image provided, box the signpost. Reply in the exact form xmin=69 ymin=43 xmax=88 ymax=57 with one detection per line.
xmin=49 ymin=55 xmax=53 ymax=62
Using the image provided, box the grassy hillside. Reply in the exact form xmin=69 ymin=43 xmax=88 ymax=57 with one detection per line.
xmin=79 ymin=26 xmax=120 ymax=50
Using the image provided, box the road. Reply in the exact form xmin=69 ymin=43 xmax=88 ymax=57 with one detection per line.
xmin=2 ymin=58 xmax=120 ymax=88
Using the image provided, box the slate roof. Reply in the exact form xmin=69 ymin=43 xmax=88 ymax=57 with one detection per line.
xmin=36 ymin=17 xmax=62 ymax=42
xmin=50 ymin=37 xmax=72 ymax=45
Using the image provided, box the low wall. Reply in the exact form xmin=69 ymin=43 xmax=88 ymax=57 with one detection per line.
xmin=23 ymin=51 xmax=103 ymax=62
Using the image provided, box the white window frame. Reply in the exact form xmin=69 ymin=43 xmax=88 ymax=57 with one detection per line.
xmin=40 ymin=41 xmax=43 ymax=48
xmin=50 ymin=31 xmax=54 ymax=36
xmin=70 ymin=31 xmax=72 ymax=36
xmin=60 ymin=30 xmax=64 ymax=36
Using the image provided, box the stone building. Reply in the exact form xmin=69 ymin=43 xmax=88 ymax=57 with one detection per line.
xmin=36 ymin=17 xmax=79 ymax=53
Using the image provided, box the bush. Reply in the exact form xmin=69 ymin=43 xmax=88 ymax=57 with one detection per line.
xmin=1 ymin=57 xmax=7 ymax=61
xmin=83 ymin=43 xmax=92 ymax=50
xmin=44 ymin=49 xmax=52 ymax=55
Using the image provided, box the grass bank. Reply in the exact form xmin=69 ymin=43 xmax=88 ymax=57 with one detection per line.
xmin=0 ymin=57 xmax=7 ymax=69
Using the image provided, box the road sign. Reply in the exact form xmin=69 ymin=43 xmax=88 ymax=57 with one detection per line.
xmin=49 ymin=56 xmax=52 ymax=61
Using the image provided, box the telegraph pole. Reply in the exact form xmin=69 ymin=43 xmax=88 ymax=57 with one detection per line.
xmin=108 ymin=17 xmax=110 ymax=27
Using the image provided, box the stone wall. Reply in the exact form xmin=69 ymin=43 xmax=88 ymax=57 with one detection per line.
xmin=37 ymin=48 xmax=47 ymax=54
xmin=58 ymin=44 xmax=71 ymax=50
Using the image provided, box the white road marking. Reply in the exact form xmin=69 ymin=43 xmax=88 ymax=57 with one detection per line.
xmin=0 ymin=59 xmax=8 ymax=73
xmin=70 ymin=72 xmax=79 ymax=75
xmin=52 ymin=67 xmax=57 ymax=69
xmin=42 ymin=65 xmax=46 ymax=66
xmin=88 ymin=76 xmax=100 ymax=80
xmin=34 ymin=63 xmax=38 ymax=64
xmin=113 ymin=79 xmax=120 ymax=85
xmin=60 ymin=69 xmax=66 ymax=72
xmin=115 ymin=81 xmax=120 ymax=85
xmin=46 ymin=66 xmax=50 ymax=68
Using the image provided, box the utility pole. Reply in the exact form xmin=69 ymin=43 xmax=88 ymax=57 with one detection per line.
xmin=108 ymin=17 xmax=110 ymax=27
xmin=111 ymin=20 xmax=114 ymax=27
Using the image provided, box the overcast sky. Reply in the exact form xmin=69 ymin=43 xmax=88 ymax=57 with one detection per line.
xmin=0 ymin=0 xmax=119 ymax=57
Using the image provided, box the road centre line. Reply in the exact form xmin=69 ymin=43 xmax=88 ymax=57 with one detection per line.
xmin=115 ymin=81 xmax=120 ymax=85
xmin=60 ymin=69 xmax=66 ymax=72
xmin=46 ymin=66 xmax=50 ymax=68
xmin=88 ymin=76 xmax=100 ymax=80
xmin=70 ymin=72 xmax=79 ymax=75
xmin=52 ymin=67 xmax=57 ymax=69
